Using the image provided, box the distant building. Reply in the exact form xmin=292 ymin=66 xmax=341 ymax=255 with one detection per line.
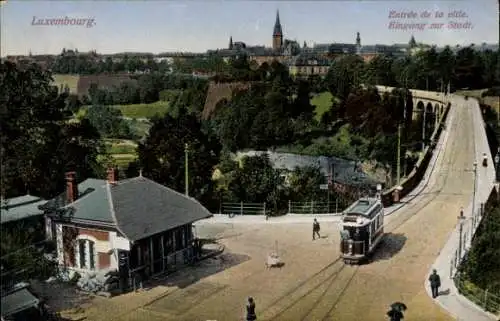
xmin=289 ymin=54 xmax=330 ymax=78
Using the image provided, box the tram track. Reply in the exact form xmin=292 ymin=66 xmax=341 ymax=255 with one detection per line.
xmin=260 ymin=258 xmax=345 ymax=320
xmin=382 ymin=102 xmax=469 ymax=234
xmin=262 ymin=101 xmax=471 ymax=321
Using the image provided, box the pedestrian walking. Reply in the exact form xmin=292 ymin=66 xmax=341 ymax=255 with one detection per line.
xmin=313 ymin=218 xmax=321 ymax=240
xmin=246 ymin=297 xmax=257 ymax=321
xmin=386 ymin=308 xmax=404 ymax=321
xmin=429 ymin=269 xmax=441 ymax=298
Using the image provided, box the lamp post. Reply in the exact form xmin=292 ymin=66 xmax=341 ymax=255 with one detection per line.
xmin=403 ymin=153 xmax=410 ymax=177
xmin=471 ymin=162 xmax=477 ymax=234
xmin=495 ymin=149 xmax=500 ymax=182
xmin=185 ymin=143 xmax=189 ymax=196
xmin=457 ymin=208 xmax=466 ymax=265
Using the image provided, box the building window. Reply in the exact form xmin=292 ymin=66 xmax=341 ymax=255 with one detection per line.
xmin=78 ymin=240 xmax=86 ymax=268
xmin=76 ymin=239 xmax=96 ymax=270
xmin=89 ymin=241 xmax=95 ymax=269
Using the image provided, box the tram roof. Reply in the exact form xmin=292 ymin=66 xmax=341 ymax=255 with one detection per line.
xmin=344 ymin=198 xmax=381 ymax=216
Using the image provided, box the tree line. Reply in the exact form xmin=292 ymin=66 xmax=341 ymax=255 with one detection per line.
xmin=44 ymin=45 xmax=499 ymax=92
xmin=2 ymin=43 xmax=498 ymax=206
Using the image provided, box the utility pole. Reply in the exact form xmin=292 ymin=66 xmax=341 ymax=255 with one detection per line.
xmin=396 ymin=123 xmax=401 ymax=185
xmin=397 ymin=80 xmax=408 ymax=185
xmin=471 ymin=162 xmax=477 ymax=236
xmin=185 ymin=143 xmax=189 ymax=196
xmin=422 ymin=108 xmax=426 ymax=152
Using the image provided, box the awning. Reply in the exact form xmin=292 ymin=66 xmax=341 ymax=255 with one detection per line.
xmin=1 ymin=288 xmax=40 ymax=317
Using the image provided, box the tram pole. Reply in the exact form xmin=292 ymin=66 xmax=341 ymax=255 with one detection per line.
xmin=471 ymin=162 xmax=477 ymax=236
xmin=457 ymin=208 xmax=466 ymax=264
xmin=396 ymin=124 xmax=402 ymax=185
xmin=185 ymin=143 xmax=189 ymax=196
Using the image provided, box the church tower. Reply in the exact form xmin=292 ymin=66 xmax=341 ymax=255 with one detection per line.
xmin=272 ymin=10 xmax=283 ymax=52
xmin=355 ymin=32 xmax=361 ymax=54
xmin=229 ymin=36 xmax=233 ymax=50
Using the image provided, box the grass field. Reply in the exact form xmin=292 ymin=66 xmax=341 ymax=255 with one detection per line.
xmin=52 ymin=74 xmax=80 ymax=94
xmin=105 ymin=140 xmax=137 ymax=155
xmin=103 ymin=139 xmax=138 ymax=168
xmin=113 ymin=101 xmax=170 ymax=119
xmin=311 ymin=91 xmax=337 ymax=121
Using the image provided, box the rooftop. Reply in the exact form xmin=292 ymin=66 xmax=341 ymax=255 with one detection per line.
xmin=347 ymin=198 xmax=378 ymax=214
xmin=42 ymin=176 xmax=213 ymax=241
xmin=235 ymin=151 xmax=382 ymax=187
xmin=1 ymin=195 xmax=46 ymax=224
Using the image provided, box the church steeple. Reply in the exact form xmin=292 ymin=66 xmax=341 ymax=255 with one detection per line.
xmin=229 ymin=36 xmax=233 ymax=50
xmin=272 ymin=10 xmax=283 ymax=52
xmin=355 ymin=32 xmax=361 ymax=54
xmin=409 ymin=35 xmax=417 ymax=48
xmin=273 ymin=10 xmax=282 ymax=36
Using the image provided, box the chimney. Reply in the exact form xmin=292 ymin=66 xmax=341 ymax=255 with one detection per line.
xmin=107 ymin=168 xmax=117 ymax=184
xmin=65 ymin=171 xmax=78 ymax=204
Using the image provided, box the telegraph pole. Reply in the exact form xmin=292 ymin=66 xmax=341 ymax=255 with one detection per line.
xmin=185 ymin=143 xmax=189 ymax=196
xmin=397 ymin=81 xmax=408 ymax=185
xmin=396 ymin=123 xmax=401 ymax=185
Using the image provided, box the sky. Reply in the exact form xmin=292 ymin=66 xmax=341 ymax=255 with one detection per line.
xmin=1 ymin=0 xmax=498 ymax=56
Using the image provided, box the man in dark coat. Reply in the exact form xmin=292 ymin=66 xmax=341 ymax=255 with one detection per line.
xmin=313 ymin=218 xmax=321 ymax=240
xmin=429 ymin=269 xmax=441 ymax=298
xmin=387 ymin=308 xmax=404 ymax=321
xmin=246 ymin=297 xmax=257 ymax=321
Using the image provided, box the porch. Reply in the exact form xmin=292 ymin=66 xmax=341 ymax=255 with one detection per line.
xmin=120 ymin=223 xmax=201 ymax=290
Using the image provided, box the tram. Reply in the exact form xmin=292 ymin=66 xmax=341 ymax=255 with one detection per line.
xmin=340 ymin=197 xmax=385 ymax=264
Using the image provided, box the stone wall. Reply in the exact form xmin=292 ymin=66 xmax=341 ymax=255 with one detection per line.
xmin=381 ymin=97 xmax=451 ymax=207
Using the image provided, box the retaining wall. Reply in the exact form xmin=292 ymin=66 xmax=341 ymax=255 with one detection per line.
xmin=381 ymin=100 xmax=451 ymax=207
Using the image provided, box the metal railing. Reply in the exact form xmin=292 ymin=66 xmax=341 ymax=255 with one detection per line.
xmin=454 ymin=274 xmax=500 ymax=314
xmin=449 ymin=196 xmax=500 ymax=316
xmin=220 ymin=202 xmax=266 ymax=215
xmin=287 ymin=200 xmax=346 ymax=215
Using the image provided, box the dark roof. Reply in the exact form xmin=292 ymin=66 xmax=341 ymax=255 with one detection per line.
xmin=43 ymin=176 xmax=212 ymax=241
xmin=290 ymin=54 xmax=330 ymax=66
xmin=1 ymin=195 xmax=46 ymax=224
xmin=109 ymin=177 xmax=212 ymax=241
xmin=40 ymin=179 xmax=112 ymax=223
xmin=236 ymin=151 xmax=382 ymax=187
xmin=273 ymin=11 xmax=282 ymax=36
xmin=1 ymin=284 xmax=39 ymax=317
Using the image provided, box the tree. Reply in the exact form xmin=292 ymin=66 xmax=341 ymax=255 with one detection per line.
xmin=325 ymin=55 xmax=364 ymax=103
xmin=225 ymin=154 xmax=285 ymax=213
xmin=463 ymin=205 xmax=500 ymax=295
xmin=0 ymin=61 xmax=103 ymax=198
xmin=437 ymin=46 xmax=456 ymax=90
xmin=287 ymin=166 xmax=325 ymax=202
xmin=364 ymin=55 xmax=396 ymax=86
xmin=291 ymin=79 xmax=315 ymax=120
xmin=85 ymin=105 xmax=133 ymax=139
xmin=137 ymin=107 xmax=221 ymax=208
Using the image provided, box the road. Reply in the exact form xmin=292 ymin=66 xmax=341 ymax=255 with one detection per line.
xmin=255 ymin=94 xmax=477 ymax=321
